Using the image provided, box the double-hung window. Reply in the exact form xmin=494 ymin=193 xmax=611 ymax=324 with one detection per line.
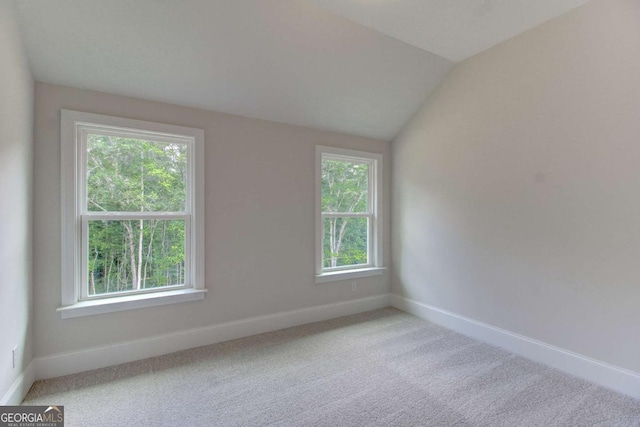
xmin=59 ymin=110 xmax=205 ymax=318
xmin=315 ymin=146 xmax=384 ymax=283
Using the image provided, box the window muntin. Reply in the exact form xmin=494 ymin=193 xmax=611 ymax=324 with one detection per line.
xmin=61 ymin=110 xmax=204 ymax=315
xmin=316 ymin=146 xmax=382 ymax=277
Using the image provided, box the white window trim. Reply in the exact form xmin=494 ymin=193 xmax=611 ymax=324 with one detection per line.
xmin=315 ymin=145 xmax=385 ymax=284
xmin=59 ymin=110 xmax=206 ymax=318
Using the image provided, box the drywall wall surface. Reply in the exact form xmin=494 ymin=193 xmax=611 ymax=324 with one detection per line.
xmin=392 ymin=0 xmax=640 ymax=372
xmin=33 ymin=83 xmax=390 ymax=357
xmin=0 ymin=0 xmax=34 ymax=400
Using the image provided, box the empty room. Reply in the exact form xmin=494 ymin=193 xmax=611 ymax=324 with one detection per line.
xmin=2 ymin=0 xmax=640 ymax=425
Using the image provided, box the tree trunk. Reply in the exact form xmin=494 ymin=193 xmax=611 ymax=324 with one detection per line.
xmin=90 ymin=246 xmax=99 ymax=295
xmin=137 ymin=219 xmax=144 ymax=289
xmin=329 ymin=218 xmax=337 ymax=267
xmin=106 ymin=256 xmax=114 ymax=294
xmin=142 ymin=220 xmax=158 ymax=288
xmin=123 ymin=221 xmax=138 ymax=290
xmin=89 ymin=271 xmax=96 ymax=295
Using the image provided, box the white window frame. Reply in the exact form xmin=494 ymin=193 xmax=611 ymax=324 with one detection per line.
xmin=59 ymin=110 xmax=206 ymax=318
xmin=315 ymin=146 xmax=385 ymax=284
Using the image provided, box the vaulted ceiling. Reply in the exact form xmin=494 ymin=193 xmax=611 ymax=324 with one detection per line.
xmin=309 ymin=0 xmax=591 ymax=62
xmin=13 ymin=0 xmax=590 ymax=140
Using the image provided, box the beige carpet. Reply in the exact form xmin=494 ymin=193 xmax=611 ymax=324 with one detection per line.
xmin=23 ymin=308 xmax=640 ymax=426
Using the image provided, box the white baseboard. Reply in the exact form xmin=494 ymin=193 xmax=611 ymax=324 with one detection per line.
xmin=1 ymin=361 xmax=36 ymax=405
xmin=391 ymin=294 xmax=640 ymax=400
xmin=12 ymin=294 xmax=639 ymax=403
xmin=35 ymin=294 xmax=391 ymax=381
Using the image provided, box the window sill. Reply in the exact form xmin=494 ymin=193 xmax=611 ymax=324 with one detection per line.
xmin=57 ymin=288 xmax=207 ymax=319
xmin=315 ymin=267 xmax=386 ymax=284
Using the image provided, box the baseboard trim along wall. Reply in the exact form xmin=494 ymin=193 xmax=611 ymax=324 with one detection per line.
xmin=10 ymin=293 xmax=638 ymax=404
xmin=1 ymin=361 xmax=36 ymax=405
xmin=391 ymin=294 xmax=640 ymax=400
xmin=34 ymin=294 xmax=391 ymax=383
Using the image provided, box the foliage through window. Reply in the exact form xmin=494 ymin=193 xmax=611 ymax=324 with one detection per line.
xmin=316 ymin=146 xmax=382 ymax=278
xmin=61 ymin=110 xmax=204 ymax=316
xmin=85 ymin=134 xmax=188 ymax=295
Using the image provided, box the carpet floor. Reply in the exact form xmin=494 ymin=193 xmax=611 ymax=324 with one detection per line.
xmin=23 ymin=308 xmax=640 ymax=426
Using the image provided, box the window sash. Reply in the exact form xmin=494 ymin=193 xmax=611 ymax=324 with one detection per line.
xmin=321 ymin=213 xmax=373 ymax=271
xmin=80 ymin=211 xmax=192 ymax=301
xmin=79 ymin=127 xmax=193 ymax=215
xmin=321 ymin=154 xmax=374 ymax=214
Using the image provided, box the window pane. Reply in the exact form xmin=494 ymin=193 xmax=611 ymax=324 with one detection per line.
xmin=323 ymin=217 xmax=368 ymax=268
xmin=87 ymin=219 xmax=185 ymax=296
xmin=87 ymin=134 xmax=187 ymax=212
xmin=321 ymin=158 xmax=368 ymax=213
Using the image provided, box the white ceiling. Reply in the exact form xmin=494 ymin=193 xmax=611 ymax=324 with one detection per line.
xmin=13 ymin=0 xmax=590 ymax=140
xmin=310 ymin=0 xmax=591 ymax=62
xmin=13 ymin=0 xmax=452 ymax=140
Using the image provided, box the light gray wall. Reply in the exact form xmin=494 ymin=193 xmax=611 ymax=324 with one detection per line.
xmin=34 ymin=83 xmax=390 ymax=358
xmin=0 ymin=0 xmax=34 ymax=399
xmin=392 ymin=0 xmax=640 ymax=372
